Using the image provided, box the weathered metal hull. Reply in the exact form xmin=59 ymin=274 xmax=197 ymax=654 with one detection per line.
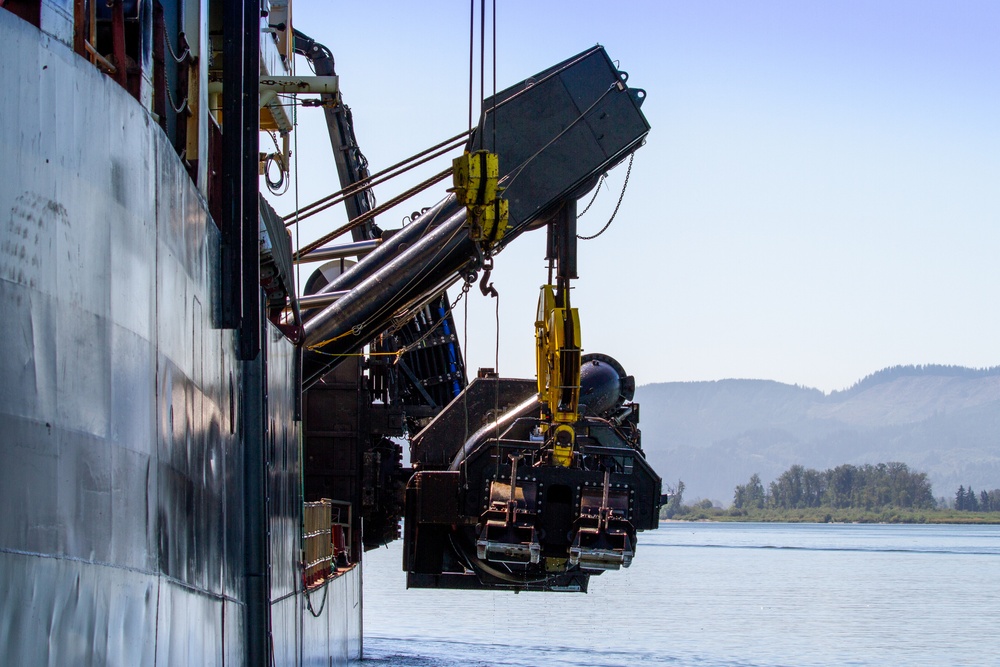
xmin=0 ymin=11 xmax=360 ymax=665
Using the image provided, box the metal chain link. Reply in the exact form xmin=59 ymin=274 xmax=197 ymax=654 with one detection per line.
xmin=577 ymin=173 xmax=607 ymax=217
xmin=163 ymin=29 xmax=191 ymax=64
xmin=577 ymin=153 xmax=634 ymax=241
xmin=392 ymin=277 xmax=474 ymax=358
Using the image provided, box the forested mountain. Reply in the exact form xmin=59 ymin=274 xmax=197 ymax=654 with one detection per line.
xmin=635 ymin=365 xmax=1000 ymax=505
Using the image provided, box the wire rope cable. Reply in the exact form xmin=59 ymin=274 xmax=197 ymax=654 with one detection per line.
xmin=293 ymin=167 xmax=453 ymax=260
xmin=468 ymin=0 xmax=475 ymax=132
xmin=492 ymin=0 xmax=497 ymax=151
xmin=501 ymin=82 xmax=617 ymax=195
xmin=480 ymin=0 xmax=485 ymax=119
xmin=283 ymin=129 xmax=471 ymax=224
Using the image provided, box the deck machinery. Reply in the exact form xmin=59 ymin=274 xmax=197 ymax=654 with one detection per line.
xmin=297 ymin=46 xmax=662 ymax=592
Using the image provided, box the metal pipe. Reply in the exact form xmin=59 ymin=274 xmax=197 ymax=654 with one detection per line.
xmin=302 ymin=211 xmax=471 ymax=345
xmin=295 ymin=239 xmax=381 ymax=264
xmin=449 ymin=395 xmax=540 ymax=471
xmin=301 ymin=207 xmax=477 ymax=387
xmin=259 ymin=75 xmax=340 ymax=94
xmin=297 ymin=290 xmax=349 ymax=309
xmin=84 ymin=41 xmax=117 ymax=74
xmin=305 ymin=195 xmax=461 ymax=298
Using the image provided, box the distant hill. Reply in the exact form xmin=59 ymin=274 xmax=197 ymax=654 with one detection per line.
xmin=635 ymin=365 xmax=1000 ymax=505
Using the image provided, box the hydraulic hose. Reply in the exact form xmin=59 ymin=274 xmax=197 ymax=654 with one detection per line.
xmin=449 ymin=394 xmax=540 ymax=471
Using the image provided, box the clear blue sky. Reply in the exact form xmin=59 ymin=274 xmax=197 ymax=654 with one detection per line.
xmin=278 ymin=1 xmax=1000 ymax=393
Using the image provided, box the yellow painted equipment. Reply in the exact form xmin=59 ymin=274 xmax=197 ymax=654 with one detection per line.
xmin=535 ymin=285 xmax=556 ymax=394
xmin=451 ymin=150 xmax=499 ymax=205
xmin=535 ymin=283 xmax=582 ymax=466
xmin=451 ymin=150 xmax=508 ymax=248
xmin=475 ymin=196 xmax=508 ymax=245
xmin=551 ymin=424 xmax=576 ymax=467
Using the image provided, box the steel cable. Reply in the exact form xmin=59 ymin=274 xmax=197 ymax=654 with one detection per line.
xmin=293 ymin=167 xmax=453 ymax=260
xmin=283 ymin=130 xmax=470 ymax=224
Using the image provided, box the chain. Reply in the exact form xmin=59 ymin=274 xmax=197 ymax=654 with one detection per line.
xmin=453 ymin=276 xmax=474 ymax=308
xmin=577 ymin=152 xmax=633 ymax=240
xmin=391 ymin=277 xmax=474 ymax=360
xmin=164 ymin=78 xmax=189 ymax=115
xmin=577 ymin=173 xmax=607 ymax=217
xmin=163 ymin=29 xmax=191 ymax=64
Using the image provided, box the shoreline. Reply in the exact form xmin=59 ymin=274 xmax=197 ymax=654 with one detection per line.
xmin=661 ymin=511 xmax=1000 ymax=525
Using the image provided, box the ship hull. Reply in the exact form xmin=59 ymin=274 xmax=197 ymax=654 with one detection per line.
xmin=0 ymin=10 xmax=360 ymax=665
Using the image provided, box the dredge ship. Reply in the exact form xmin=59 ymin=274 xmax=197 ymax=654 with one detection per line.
xmin=0 ymin=1 xmax=662 ymax=664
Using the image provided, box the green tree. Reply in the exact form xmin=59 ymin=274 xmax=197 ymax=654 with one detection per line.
xmin=986 ymin=489 xmax=1000 ymax=512
xmin=802 ymin=468 xmax=826 ymax=507
xmin=746 ymin=473 xmax=765 ymax=509
xmin=745 ymin=462 xmax=939 ymax=513
xmin=733 ymin=484 xmax=747 ymax=510
xmin=770 ymin=465 xmax=806 ymax=509
xmin=826 ymin=465 xmax=856 ymax=509
xmin=733 ymin=473 xmax=766 ymax=511
xmin=663 ymin=480 xmax=686 ymax=519
xmin=966 ymin=487 xmax=980 ymax=512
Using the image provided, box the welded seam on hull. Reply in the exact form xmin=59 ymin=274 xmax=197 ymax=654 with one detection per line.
xmin=0 ymin=547 xmax=244 ymax=604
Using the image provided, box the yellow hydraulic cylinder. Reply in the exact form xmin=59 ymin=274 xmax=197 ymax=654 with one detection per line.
xmin=535 ymin=285 xmax=582 ymax=466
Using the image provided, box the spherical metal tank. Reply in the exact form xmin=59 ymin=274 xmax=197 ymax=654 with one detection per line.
xmin=579 ymin=353 xmax=633 ymax=417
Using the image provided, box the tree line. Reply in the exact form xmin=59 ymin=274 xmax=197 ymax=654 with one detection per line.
xmin=955 ymin=486 xmax=1000 ymax=512
xmin=733 ymin=462 xmax=936 ymax=512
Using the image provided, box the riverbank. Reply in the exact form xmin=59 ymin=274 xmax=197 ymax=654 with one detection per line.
xmin=664 ymin=507 xmax=1000 ymax=524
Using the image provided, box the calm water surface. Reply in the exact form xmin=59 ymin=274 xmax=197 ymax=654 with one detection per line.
xmin=361 ymin=523 xmax=1000 ymax=666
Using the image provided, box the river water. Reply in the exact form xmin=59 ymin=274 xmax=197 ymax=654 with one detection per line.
xmin=361 ymin=522 xmax=1000 ymax=666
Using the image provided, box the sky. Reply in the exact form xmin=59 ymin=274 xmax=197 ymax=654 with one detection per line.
xmin=274 ymin=0 xmax=1000 ymax=393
